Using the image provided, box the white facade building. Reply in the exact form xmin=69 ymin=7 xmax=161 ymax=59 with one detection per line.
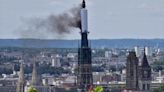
xmin=51 ymin=57 xmax=61 ymax=67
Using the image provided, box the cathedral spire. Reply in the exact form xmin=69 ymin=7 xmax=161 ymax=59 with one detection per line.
xmin=138 ymin=48 xmax=151 ymax=91
xmin=82 ymin=0 xmax=86 ymax=8
xmin=16 ymin=60 xmax=25 ymax=92
xmin=31 ymin=60 xmax=42 ymax=86
xmin=141 ymin=49 xmax=149 ymax=67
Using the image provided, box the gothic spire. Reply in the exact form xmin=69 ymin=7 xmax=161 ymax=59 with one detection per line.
xmin=141 ymin=49 xmax=149 ymax=67
xmin=31 ymin=60 xmax=42 ymax=86
xmin=16 ymin=60 xmax=25 ymax=92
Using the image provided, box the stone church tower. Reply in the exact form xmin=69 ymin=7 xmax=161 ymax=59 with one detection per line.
xmin=138 ymin=50 xmax=151 ymax=92
xmin=126 ymin=49 xmax=152 ymax=92
xmin=126 ymin=51 xmax=138 ymax=90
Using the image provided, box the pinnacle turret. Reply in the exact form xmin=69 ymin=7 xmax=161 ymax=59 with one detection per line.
xmin=141 ymin=49 xmax=150 ymax=67
xmin=31 ymin=60 xmax=42 ymax=86
xmin=16 ymin=60 xmax=25 ymax=92
xmin=82 ymin=0 xmax=86 ymax=8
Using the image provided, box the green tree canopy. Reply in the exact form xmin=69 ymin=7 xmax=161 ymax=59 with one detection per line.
xmin=153 ymin=84 xmax=164 ymax=92
xmin=94 ymin=86 xmax=104 ymax=92
xmin=28 ymin=87 xmax=37 ymax=92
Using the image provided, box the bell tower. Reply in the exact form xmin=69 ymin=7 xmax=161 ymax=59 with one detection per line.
xmin=138 ymin=50 xmax=151 ymax=92
xmin=126 ymin=51 xmax=138 ymax=91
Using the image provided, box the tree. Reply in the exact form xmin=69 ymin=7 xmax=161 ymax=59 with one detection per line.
xmin=159 ymin=84 xmax=164 ymax=91
xmin=93 ymin=86 xmax=104 ymax=92
xmin=153 ymin=84 xmax=164 ymax=92
xmin=28 ymin=87 xmax=37 ymax=92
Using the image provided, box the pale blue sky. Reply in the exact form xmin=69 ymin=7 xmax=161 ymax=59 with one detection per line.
xmin=0 ymin=0 xmax=164 ymax=39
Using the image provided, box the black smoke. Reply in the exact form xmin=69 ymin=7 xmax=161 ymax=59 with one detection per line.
xmin=17 ymin=5 xmax=82 ymax=39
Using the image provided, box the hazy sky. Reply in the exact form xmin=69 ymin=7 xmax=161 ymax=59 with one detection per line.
xmin=0 ymin=0 xmax=164 ymax=39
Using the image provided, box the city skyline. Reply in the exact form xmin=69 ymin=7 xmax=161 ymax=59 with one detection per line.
xmin=0 ymin=0 xmax=164 ymax=39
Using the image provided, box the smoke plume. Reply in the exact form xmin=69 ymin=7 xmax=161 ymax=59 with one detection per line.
xmin=45 ymin=5 xmax=81 ymax=34
xmin=17 ymin=5 xmax=81 ymax=39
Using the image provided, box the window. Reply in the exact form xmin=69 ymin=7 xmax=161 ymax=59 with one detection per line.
xmin=143 ymin=84 xmax=145 ymax=90
xmin=147 ymin=84 xmax=150 ymax=90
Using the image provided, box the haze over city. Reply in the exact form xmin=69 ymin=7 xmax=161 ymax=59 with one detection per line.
xmin=0 ymin=0 xmax=164 ymax=39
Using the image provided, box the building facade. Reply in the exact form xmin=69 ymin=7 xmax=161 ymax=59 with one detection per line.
xmin=126 ymin=51 xmax=152 ymax=92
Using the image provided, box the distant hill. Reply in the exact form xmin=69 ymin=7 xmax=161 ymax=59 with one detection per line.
xmin=0 ymin=39 xmax=163 ymax=49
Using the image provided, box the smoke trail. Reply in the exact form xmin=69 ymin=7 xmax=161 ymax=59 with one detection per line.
xmin=17 ymin=5 xmax=81 ymax=39
xmin=47 ymin=6 xmax=82 ymax=34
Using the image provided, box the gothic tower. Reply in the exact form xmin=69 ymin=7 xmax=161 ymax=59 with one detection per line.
xmin=16 ymin=60 xmax=25 ymax=92
xmin=77 ymin=0 xmax=93 ymax=91
xmin=126 ymin=51 xmax=138 ymax=91
xmin=138 ymin=50 xmax=151 ymax=92
xmin=31 ymin=60 xmax=42 ymax=86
